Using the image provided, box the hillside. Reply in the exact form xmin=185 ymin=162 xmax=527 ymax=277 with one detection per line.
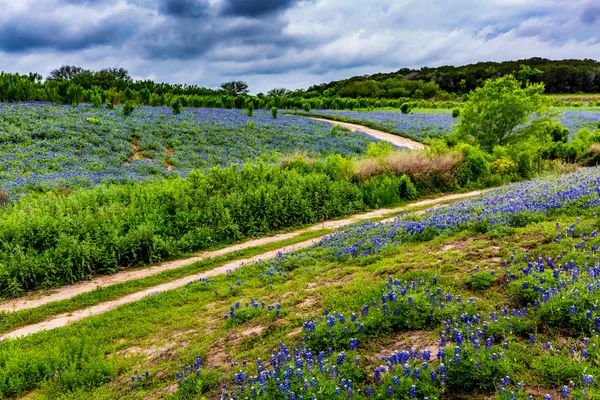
xmin=307 ymin=58 xmax=600 ymax=98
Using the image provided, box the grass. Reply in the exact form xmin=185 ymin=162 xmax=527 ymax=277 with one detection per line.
xmin=0 ymin=189 xmax=481 ymax=336
xmin=0 ymin=228 xmax=332 ymax=335
xmin=3 ymin=203 xmax=599 ymax=399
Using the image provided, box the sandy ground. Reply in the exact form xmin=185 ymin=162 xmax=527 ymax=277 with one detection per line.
xmin=0 ymin=190 xmax=484 ymax=340
xmin=308 ymin=117 xmax=425 ymax=150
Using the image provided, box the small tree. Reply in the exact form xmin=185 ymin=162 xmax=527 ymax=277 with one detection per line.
xmin=122 ymin=102 xmax=135 ymax=117
xmin=66 ymin=83 xmax=83 ymax=108
xmin=271 ymin=107 xmax=278 ymax=119
xmin=47 ymin=65 xmax=87 ymax=81
xmin=457 ymin=75 xmax=551 ymax=152
xmin=221 ymin=81 xmax=249 ymax=96
xmin=267 ymin=88 xmax=289 ymax=97
xmin=171 ymin=97 xmax=183 ymax=115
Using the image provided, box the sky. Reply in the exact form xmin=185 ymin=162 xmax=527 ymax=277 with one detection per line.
xmin=1 ymin=0 xmax=600 ymax=93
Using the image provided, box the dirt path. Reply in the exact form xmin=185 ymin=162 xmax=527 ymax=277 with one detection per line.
xmin=308 ymin=117 xmax=425 ymax=150
xmin=0 ymin=191 xmax=485 ymax=340
xmin=0 ymin=191 xmax=482 ymax=315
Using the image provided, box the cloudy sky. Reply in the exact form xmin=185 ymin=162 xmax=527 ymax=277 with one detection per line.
xmin=1 ymin=0 xmax=600 ymax=93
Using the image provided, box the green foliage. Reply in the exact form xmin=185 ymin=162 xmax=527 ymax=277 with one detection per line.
xmin=466 ymin=271 xmax=496 ymax=290
xmin=90 ymin=88 xmax=103 ymax=108
xmin=301 ymin=101 xmax=312 ymax=112
xmin=122 ymin=102 xmax=135 ymax=117
xmin=0 ymin=162 xmax=436 ymax=297
xmin=271 ymin=107 xmax=278 ymax=119
xmin=171 ymin=97 xmax=183 ymax=115
xmin=66 ymin=83 xmax=84 ymax=108
xmin=451 ymin=108 xmax=460 ymax=118
xmin=246 ymin=102 xmax=254 ymax=117
xmin=457 ymin=75 xmax=551 ymax=152
xmin=400 ymin=102 xmax=411 ymax=114
xmin=220 ymin=81 xmax=249 ymax=96
xmin=365 ymin=141 xmax=396 ymax=158
xmin=361 ymin=174 xmax=417 ymax=208
xmin=455 ymin=144 xmax=491 ymax=185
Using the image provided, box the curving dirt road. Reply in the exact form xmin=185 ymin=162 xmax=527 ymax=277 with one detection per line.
xmin=0 ymin=190 xmax=485 ymax=340
xmin=308 ymin=117 xmax=425 ymax=150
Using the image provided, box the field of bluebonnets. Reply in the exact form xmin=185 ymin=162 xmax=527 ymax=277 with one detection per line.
xmin=0 ymin=103 xmax=380 ymax=197
xmin=306 ymin=109 xmax=600 ymax=140
xmin=5 ymin=166 xmax=600 ymax=399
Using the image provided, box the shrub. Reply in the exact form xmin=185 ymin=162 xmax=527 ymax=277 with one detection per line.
xmin=451 ymin=108 xmax=460 ymax=118
xmin=400 ymin=102 xmax=411 ymax=114
xmin=171 ymin=97 xmax=183 ymax=115
xmin=271 ymin=107 xmax=278 ymax=119
xmin=301 ymin=102 xmax=311 ymax=112
xmin=398 ymin=174 xmax=417 ymax=200
xmin=516 ymin=151 xmax=534 ymax=179
xmin=246 ymin=102 xmax=254 ymax=117
xmin=91 ymin=92 xmax=103 ymax=108
xmin=466 ymin=271 xmax=495 ymax=290
xmin=455 ymin=145 xmax=490 ymax=185
xmin=122 ymin=102 xmax=135 ymax=117
xmin=490 ymin=158 xmax=516 ymax=176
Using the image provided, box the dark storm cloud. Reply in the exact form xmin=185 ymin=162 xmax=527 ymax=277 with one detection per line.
xmin=221 ymin=0 xmax=299 ymax=17
xmin=0 ymin=17 xmax=136 ymax=53
xmin=139 ymin=17 xmax=299 ymax=60
xmin=1 ymin=0 xmax=600 ymax=93
xmin=159 ymin=0 xmax=211 ymax=18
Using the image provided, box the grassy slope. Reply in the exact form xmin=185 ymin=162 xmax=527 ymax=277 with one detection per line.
xmin=4 ymin=206 xmax=599 ymax=399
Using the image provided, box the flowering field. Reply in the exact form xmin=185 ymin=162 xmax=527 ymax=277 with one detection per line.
xmin=0 ymin=103 xmax=380 ymax=196
xmin=308 ymin=109 xmax=600 ymax=140
xmin=5 ymin=167 xmax=600 ymax=399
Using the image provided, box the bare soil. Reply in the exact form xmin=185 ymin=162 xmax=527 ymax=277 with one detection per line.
xmin=308 ymin=117 xmax=425 ymax=150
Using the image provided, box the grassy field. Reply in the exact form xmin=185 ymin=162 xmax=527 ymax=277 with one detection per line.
xmin=2 ymin=168 xmax=600 ymax=399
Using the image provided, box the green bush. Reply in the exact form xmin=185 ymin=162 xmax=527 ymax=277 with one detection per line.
xmin=466 ymin=271 xmax=495 ymax=290
xmin=516 ymin=151 xmax=534 ymax=179
xmin=451 ymin=108 xmax=460 ymax=118
xmin=122 ymin=102 xmax=135 ymax=117
xmin=246 ymin=102 xmax=254 ymax=117
xmin=271 ymin=107 xmax=278 ymax=119
xmin=0 ymin=163 xmax=427 ymax=296
xmin=171 ymin=97 xmax=183 ymax=115
xmin=400 ymin=102 xmax=410 ymax=114
xmin=455 ymin=145 xmax=490 ymax=185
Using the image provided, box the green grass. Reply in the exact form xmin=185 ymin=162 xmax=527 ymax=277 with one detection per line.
xmin=0 ymin=189 xmax=481 ymax=338
xmin=0 ymin=228 xmax=332 ymax=335
xmin=3 ymin=203 xmax=600 ymax=399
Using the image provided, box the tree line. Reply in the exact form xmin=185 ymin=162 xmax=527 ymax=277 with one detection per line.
xmin=1 ymin=58 xmax=599 ymax=110
xmin=307 ymin=58 xmax=600 ymax=97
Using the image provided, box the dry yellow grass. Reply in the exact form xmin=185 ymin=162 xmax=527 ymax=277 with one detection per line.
xmin=353 ymin=150 xmax=463 ymax=188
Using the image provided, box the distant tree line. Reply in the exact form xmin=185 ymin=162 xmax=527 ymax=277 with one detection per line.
xmin=1 ymin=58 xmax=599 ymax=111
xmin=308 ymin=58 xmax=600 ymax=97
xmin=0 ymin=67 xmax=426 ymax=110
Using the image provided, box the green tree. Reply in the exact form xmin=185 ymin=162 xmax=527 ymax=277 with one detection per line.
xmin=457 ymin=75 xmax=550 ymax=152
xmin=517 ymin=64 xmax=543 ymax=85
xmin=220 ymin=81 xmax=249 ymax=96
xmin=267 ymin=88 xmax=289 ymax=97
xmin=171 ymin=97 xmax=183 ymax=114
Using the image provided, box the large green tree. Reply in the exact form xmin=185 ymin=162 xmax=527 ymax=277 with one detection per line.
xmin=457 ymin=75 xmax=551 ymax=152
